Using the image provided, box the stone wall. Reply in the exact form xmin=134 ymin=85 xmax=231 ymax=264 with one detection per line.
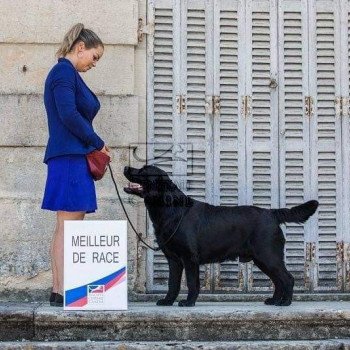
xmin=0 ymin=0 xmax=148 ymax=299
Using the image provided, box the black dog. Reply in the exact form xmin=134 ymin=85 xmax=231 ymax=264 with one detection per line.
xmin=124 ymin=165 xmax=318 ymax=307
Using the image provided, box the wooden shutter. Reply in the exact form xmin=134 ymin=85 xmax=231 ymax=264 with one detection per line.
xmin=146 ymin=0 xmax=178 ymax=292
xmin=147 ymin=0 xmax=212 ymax=292
xmin=308 ymin=0 xmax=343 ymax=291
xmin=245 ymin=0 xmax=279 ymax=292
xmin=278 ymin=0 xmax=311 ymax=291
xmin=340 ymin=0 xmax=350 ymax=291
xmin=183 ymin=0 xmax=213 ymax=291
xmin=212 ymin=0 xmax=246 ymax=292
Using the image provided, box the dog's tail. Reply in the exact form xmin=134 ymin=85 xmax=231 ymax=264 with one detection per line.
xmin=271 ymin=200 xmax=319 ymax=224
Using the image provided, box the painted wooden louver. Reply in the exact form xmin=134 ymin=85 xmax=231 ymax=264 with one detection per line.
xmin=345 ymin=0 xmax=350 ymax=292
xmin=213 ymin=0 xmax=245 ymax=291
xmin=148 ymin=0 xmax=212 ymax=292
xmin=185 ymin=1 xmax=208 ymax=203
xmin=309 ymin=0 xmax=342 ymax=291
xmin=148 ymin=2 xmax=175 ymax=290
xmin=245 ymin=0 xmax=279 ymax=291
xmin=183 ymin=0 xmax=212 ymax=291
xmin=278 ymin=0 xmax=311 ymax=291
xmin=147 ymin=0 xmax=348 ymax=294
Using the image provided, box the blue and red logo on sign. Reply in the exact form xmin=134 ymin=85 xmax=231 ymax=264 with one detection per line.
xmin=65 ymin=266 xmax=126 ymax=307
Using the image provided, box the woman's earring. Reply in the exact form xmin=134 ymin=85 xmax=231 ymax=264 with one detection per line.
xmin=78 ymin=52 xmax=83 ymax=58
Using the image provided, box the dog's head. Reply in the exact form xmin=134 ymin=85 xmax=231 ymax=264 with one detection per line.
xmin=123 ymin=165 xmax=173 ymax=199
xmin=124 ymin=165 xmax=192 ymax=207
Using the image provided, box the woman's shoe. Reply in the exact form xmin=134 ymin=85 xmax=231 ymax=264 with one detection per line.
xmin=53 ymin=293 xmax=64 ymax=307
xmin=49 ymin=292 xmax=57 ymax=306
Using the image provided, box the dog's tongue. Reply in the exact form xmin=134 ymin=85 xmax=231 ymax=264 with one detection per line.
xmin=129 ymin=183 xmax=142 ymax=189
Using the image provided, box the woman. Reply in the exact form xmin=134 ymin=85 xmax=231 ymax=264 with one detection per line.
xmin=41 ymin=23 xmax=110 ymax=306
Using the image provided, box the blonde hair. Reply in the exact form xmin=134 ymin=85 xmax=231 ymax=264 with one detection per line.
xmin=56 ymin=23 xmax=104 ymax=58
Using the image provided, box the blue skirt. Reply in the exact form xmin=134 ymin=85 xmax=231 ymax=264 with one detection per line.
xmin=41 ymin=155 xmax=97 ymax=213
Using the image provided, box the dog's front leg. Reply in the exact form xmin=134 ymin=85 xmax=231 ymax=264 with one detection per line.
xmin=178 ymin=259 xmax=200 ymax=307
xmin=156 ymin=256 xmax=183 ymax=306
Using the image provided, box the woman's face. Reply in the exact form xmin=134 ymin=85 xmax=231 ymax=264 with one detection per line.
xmin=75 ymin=42 xmax=104 ymax=72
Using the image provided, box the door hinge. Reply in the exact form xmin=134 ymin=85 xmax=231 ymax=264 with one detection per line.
xmin=138 ymin=18 xmax=154 ymax=43
xmin=335 ymin=97 xmax=349 ymax=117
xmin=213 ymin=96 xmax=220 ymax=116
xmin=176 ymin=95 xmax=186 ymax=114
xmin=337 ymin=242 xmax=350 ymax=290
xmin=337 ymin=242 xmax=345 ymax=263
xmin=305 ymin=242 xmax=316 ymax=262
xmin=342 ymin=97 xmax=349 ymax=117
xmin=344 ymin=243 xmax=350 ymax=289
xmin=205 ymin=95 xmax=220 ymax=116
xmin=335 ymin=97 xmax=342 ymax=117
xmin=241 ymin=95 xmax=252 ymax=118
xmin=304 ymin=96 xmax=314 ymax=117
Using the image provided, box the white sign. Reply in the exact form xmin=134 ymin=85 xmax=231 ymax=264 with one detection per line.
xmin=64 ymin=220 xmax=127 ymax=310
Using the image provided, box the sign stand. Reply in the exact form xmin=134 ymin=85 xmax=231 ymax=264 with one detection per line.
xmin=64 ymin=220 xmax=127 ymax=310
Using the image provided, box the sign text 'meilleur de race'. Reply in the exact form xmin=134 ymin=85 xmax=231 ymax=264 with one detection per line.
xmin=64 ymin=221 xmax=127 ymax=311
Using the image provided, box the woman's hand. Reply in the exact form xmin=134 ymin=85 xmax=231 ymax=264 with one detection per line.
xmin=100 ymin=145 xmax=111 ymax=159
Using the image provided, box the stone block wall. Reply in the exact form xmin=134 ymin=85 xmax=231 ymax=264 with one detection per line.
xmin=0 ymin=0 xmax=148 ymax=299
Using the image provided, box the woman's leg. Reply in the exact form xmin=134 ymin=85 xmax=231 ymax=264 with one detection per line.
xmin=51 ymin=211 xmax=85 ymax=294
xmin=50 ymin=224 xmax=59 ymax=293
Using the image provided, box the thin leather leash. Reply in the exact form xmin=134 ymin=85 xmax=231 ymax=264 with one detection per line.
xmin=108 ymin=164 xmax=186 ymax=251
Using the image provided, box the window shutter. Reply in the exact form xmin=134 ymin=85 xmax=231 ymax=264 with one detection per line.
xmin=308 ymin=0 xmax=343 ymax=291
xmin=245 ymin=0 xmax=279 ymax=291
xmin=212 ymin=0 xmax=246 ymax=292
xmin=146 ymin=0 xmax=178 ymax=292
xmin=278 ymin=0 xmax=311 ymax=291
xmin=340 ymin=0 xmax=350 ymax=292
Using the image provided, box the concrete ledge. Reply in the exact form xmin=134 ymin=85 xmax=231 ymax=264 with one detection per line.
xmin=130 ymin=293 xmax=350 ymax=303
xmin=32 ymin=302 xmax=350 ymax=341
xmin=0 ymin=303 xmax=37 ymax=341
xmin=0 ymin=340 xmax=350 ymax=350
xmin=0 ymin=301 xmax=349 ymax=342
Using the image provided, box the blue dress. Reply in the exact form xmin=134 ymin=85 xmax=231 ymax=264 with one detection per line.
xmin=41 ymin=58 xmax=104 ymax=213
xmin=41 ymin=155 xmax=97 ymax=213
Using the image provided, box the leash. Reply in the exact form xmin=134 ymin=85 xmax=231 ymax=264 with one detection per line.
xmin=108 ymin=164 xmax=186 ymax=251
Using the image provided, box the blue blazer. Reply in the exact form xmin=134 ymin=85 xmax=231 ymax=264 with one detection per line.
xmin=43 ymin=58 xmax=104 ymax=164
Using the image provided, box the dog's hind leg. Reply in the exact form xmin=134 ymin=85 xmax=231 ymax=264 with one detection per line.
xmin=157 ymin=256 xmax=183 ymax=306
xmin=274 ymin=263 xmax=294 ymax=306
xmin=254 ymin=256 xmax=294 ymax=306
xmin=253 ymin=229 xmax=294 ymax=306
xmin=253 ymin=258 xmax=284 ymax=305
xmin=178 ymin=259 xmax=200 ymax=307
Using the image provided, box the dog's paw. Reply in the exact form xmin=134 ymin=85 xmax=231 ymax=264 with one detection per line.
xmin=274 ymin=298 xmax=292 ymax=306
xmin=156 ymin=299 xmax=174 ymax=306
xmin=178 ymin=299 xmax=195 ymax=307
xmin=264 ymin=297 xmax=276 ymax=305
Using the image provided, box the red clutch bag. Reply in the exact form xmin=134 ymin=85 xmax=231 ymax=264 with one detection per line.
xmin=86 ymin=150 xmax=111 ymax=181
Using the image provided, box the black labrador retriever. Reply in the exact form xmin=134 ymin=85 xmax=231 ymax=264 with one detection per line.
xmin=124 ymin=165 xmax=318 ymax=307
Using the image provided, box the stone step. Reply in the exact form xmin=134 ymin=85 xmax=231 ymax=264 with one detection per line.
xmin=0 ymin=340 xmax=350 ymax=350
xmin=1 ymin=302 xmax=350 ymax=342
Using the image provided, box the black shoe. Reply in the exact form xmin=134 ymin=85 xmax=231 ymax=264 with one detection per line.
xmin=49 ymin=292 xmax=57 ymax=306
xmin=50 ymin=293 xmax=63 ymax=307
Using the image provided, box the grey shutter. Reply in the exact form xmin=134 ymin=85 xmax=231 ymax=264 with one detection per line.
xmin=147 ymin=0 xmax=212 ymax=292
xmin=146 ymin=0 xmax=178 ymax=292
xmin=183 ymin=0 xmax=212 ymax=291
xmin=308 ymin=0 xmax=343 ymax=291
xmin=245 ymin=0 xmax=279 ymax=292
xmin=278 ymin=0 xmax=311 ymax=291
xmin=212 ymin=0 xmax=246 ymax=292
xmin=340 ymin=0 xmax=350 ymax=291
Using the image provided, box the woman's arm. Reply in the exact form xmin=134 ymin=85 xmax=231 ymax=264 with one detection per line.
xmin=52 ymin=65 xmax=104 ymax=150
